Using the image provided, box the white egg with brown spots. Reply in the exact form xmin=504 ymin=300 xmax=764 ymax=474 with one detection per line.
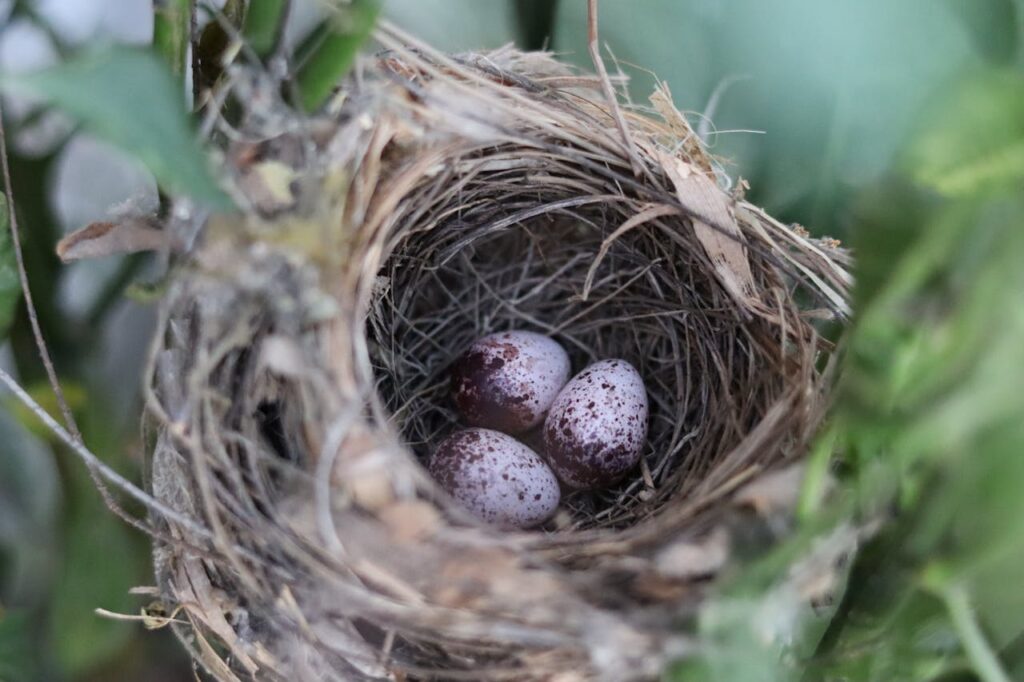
xmin=429 ymin=428 xmax=560 ymax=528
xmin=451 ymin=330 xmax=570 ymax=434
xmin=543 ymin=359 xmax=648 ymax=489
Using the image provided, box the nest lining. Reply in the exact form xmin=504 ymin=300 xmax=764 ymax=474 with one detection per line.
xmin=374 ymin=173 xmax=804 ymax=532
xmin=143 ymin=26 xmax=850 ymax=682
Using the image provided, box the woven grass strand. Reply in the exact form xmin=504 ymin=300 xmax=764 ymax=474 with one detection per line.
xmin=143 ymin=40 xmax=850 ymax=681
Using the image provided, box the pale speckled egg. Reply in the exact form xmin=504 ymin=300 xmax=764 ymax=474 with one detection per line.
xmin=451 ymin=331 xmax=570 ymax=434
xmin=429 ymin=428 xmax=561 ymax=528
xmin=543 ymin=359 xmax=649 ymax=489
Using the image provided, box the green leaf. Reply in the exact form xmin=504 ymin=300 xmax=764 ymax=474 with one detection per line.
xmin=297 ymin=0 xmax=381 ymax=112
xmin=1 ymin=48 xmax=231 ymax=208
xmin=3 ymin=381 xmax=88 ymax=444
xmin=0 ymin=194 xmax=20 ymax=341
xmin=51 ymin=507 xmax=143 ymax=675
xmin=0 ymin=407 xmax=60 ymax=611
xmin=809 ymin=184 xmax=1024 ymax=680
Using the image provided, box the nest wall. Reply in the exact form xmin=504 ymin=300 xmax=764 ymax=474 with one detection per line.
xmin=144 ymin=29 xmax=850 ymax=682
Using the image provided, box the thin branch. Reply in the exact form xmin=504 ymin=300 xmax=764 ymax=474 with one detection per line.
xmin=0 ymin=365 xmax=215 ymax=545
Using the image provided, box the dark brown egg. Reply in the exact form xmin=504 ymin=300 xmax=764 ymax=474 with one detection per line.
xmin=451 ymin=331 xmax=570 ymax=434
xmin=429 ymin=428 xmax=561 ymax=528
xmin=543 ymin=359 xmax=648 ymax=489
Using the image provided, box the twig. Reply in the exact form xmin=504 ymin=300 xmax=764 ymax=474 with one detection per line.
xmin=0 ymin=103 xmax=80 ymax=440
xmin=587 ymin=0 xmax=642 ymax=177
xmin=2 ymin=361 xmax=293 ymax=579
xmin=0 ymin=365 xmax=215 ymax=545
xmin=0 ymin=102 xmax=156 ymax=536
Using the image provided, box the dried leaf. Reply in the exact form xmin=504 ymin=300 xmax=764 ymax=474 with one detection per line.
xmin=654 ymin=527 xmax=730 ymax=579
xmin=236 ymin=160 xmax=299 ymax=215
xmin=191 ymin=625 xmax=244 ymax=682
xmin=259 ymin=335 xmax=307 ymax=378
xmin=340 ymin=450 xmax=396 ymax=511
xmin=141 ymin=601 xmax=184 ymax=630
xmin=176 ymin=557 xmax=259 ymax=674
xmin=657 ymin=149 xmax=758 ymax=309
xmin=650 ymin=85 xmax=714 ymax=174
xmin=56 ymin=218 xmax=174 ymax=263
xmin=379 ymin=501 xmax=441 ymax=541
xmin=734 ymin=463 xmax=808 ymax=517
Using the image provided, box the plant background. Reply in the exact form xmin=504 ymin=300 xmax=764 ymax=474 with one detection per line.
xmin=0 ymin=1 xmax=1021 ymax=680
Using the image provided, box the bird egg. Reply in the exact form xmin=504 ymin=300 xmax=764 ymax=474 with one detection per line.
xmin=451 ymin=330 xmax=570 ymax=434
xmin=429 ymin=428 xmax=561 ymax=528
xmin=543 ymin=359 xmax=649 ymax=489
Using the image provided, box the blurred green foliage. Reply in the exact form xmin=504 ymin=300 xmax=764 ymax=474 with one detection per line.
xmin=0 ymin=410 xmax=59 ymax=681
xmin=1 ymin=1 xmax=1023 ymax=681
xmin=0 ymin=194 xmax=20 ymax=339
xmin=672 ymin=64 xmax=1024 ymax=682
xmin=905 ymin=70 xmax=1024 ymax=198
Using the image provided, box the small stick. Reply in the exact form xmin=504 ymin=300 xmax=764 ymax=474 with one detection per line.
xmin=588 ymin=0 xmax=642 ymax=177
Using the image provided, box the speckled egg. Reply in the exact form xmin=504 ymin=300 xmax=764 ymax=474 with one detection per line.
xmin=429 ymin=428 xmax=561 ymax=528
xmin=543 ymin=359 xmax=649 ymax=489
xmin=451 ymin=331 xmax=570 ymax=434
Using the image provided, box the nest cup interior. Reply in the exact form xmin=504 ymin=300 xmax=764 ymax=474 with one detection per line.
xmin=367 ymin=148 xmax=801 ymax=531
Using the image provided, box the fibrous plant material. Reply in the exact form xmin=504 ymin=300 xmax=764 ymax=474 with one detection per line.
xmin=142 ymin=21 xmax=850 ymax=681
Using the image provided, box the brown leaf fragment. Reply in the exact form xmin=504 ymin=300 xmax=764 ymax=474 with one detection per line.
xmin=235 ymin=160 xmax=299 ymax=215
xmin=656 ymin=150 xmax=759 ymax=309
xmin=653 ymin=526 xmax=729 ymax=579
xmin=650 ymin=85 xmax=715 ymax=175
xmin=56 ymin=217 xmax=173 ymax=262
xmin=379 ymin=501 xmax=441 ymax=541
xmin=259 ymin=335 xmax=307 ymax=378
xmin=175 ymin=556 xmax=259 ymax=674
xmin=733 ymin=463 xmax=807 ymax=517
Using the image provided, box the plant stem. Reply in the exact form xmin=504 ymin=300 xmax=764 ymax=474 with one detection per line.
xmin=154 ymin=0 xmax=193 ymax=77
xmin=941 ymin=582 xmax=1011 ymax=682
xmin=244 ymin=0 xmax=290 ymax=56
xmin=295 ymin=0 xmax=380 ymax=112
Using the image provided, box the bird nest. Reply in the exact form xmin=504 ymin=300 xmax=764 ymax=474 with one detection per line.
xmin=143 ymin=25 xmax=850 ymax=682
